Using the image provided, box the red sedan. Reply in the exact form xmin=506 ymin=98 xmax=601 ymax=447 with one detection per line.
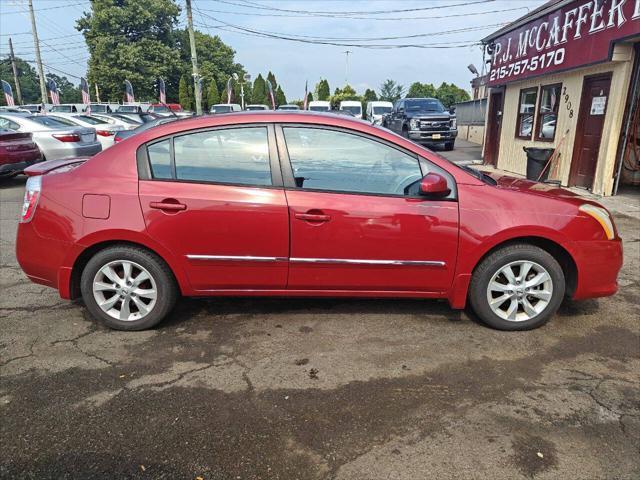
xmin=16 ymin=112 xmax=622 ymax=331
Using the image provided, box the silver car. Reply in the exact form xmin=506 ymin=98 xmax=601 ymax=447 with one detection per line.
xmin=0 ymin=113 xmax=101 ymax=161
xmin=47 ymin=113 xmax=120 ymax=150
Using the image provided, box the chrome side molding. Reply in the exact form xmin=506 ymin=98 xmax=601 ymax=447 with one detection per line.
xmin=186 ymin=255 xmax=446 ymax=267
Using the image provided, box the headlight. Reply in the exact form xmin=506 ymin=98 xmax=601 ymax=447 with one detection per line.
xmin=409 ymin=118 xmax=419 ymax=130
xmin=579 ymin=204 xmax=615 ymax=240
xmin=451 ymin=117 xmax=457 ymax=129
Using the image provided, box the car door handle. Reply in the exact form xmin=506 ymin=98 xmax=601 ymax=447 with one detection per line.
xmin=149 ymin=201 xmax=187 ymax=211
xmin=294 ymin=212 xmax=331 ymax=222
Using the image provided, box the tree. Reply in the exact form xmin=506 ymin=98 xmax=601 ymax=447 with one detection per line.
xmin=77 ymin=0 xmax=182 ymax=101
xmin=252 ymin=74 xmax=267 ymax=105
xmin=275 ymin=85 xmax=286 ymax=106
xmin=207 ymin=80 xmax=219 ymax=107
xmin=267 ymin=71 xmax=277 ymax=90
xmin=435 ymin=82 xmax=470 ymax=107
xmin=329 ymin=84 xmax=360 ymax=109
xmin=316 ymin=79 xmax=330 ymax=101
xmin=379 ymin=79 xmax=404 ymax=103
xmin=363 ymin=88 xmax=378 ymax=102
xmin=306 ymin=91 xmax=313 ymax=105
xmin=178 ymin=75 xmax=193 ymax=110
xmin=406 ymin=82 xmax=436 ymax=99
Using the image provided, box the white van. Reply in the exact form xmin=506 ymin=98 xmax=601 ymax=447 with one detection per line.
xmin=308 ymin=100 xmax=330 ymax=112
xmin=50 ymin=103 xmax=86 ymax=113
xmin=210 ymin=103 xmax=242 ymax=114
xmin=339 ymin=100 xmax=362 ymax=119
xmin=366 ymin=101 xmax=393 ymax=125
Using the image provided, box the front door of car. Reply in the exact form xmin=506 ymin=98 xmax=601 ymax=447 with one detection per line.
xmin=276 ymin=125 xmax=459 ymax=292
xmin=138 ymin=124 xmax=289 ymax=291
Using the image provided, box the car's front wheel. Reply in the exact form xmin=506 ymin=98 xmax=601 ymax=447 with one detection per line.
xmin=468 ymin=244 xmax=565 ymax=330
xmin=80 ymin=245 xmax=178 ymax=330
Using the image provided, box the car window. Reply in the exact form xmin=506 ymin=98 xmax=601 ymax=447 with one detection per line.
xmin=283 ymin=127 xmax=423 ymax=196
xmin=28 ymin=116 xmax=72 ymax=128
xmin=148 ymin=139 xmax=172 ymax=179
xmin=172 ymin=127 xmax=272 ymax=186
xmin=77 ymin=115 xmax=107 ymax=125
xmin=49 ymin=116 xmax=80 ymax=126
xmin=0 ymin=117 xmax=21 ymax=130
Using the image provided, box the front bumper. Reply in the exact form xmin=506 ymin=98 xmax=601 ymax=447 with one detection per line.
xmin=572 ymin=238 xmax=623 ymax=300
xmin=409 ymin=129 xmax=458 ymax=144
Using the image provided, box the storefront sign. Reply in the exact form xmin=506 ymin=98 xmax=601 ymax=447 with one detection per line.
xmin=590 ymin=96 xmax=607 ymax=114
xmin=487 ymin=0 xmax=640 ymax=86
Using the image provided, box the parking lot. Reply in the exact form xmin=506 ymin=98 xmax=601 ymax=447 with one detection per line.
xmin=1 ymin=170 xmax=638 ymax=479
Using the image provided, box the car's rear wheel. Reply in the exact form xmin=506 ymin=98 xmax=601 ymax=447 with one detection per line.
xmin=80 ymin=246 xmax=177 ymax=330
xmin=468 ymin=244 xmax=565 ymax=330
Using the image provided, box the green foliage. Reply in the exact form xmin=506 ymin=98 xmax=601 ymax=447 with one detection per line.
xmin=406 ymin=82 xmax=437 ymax=99
xmin=0 ymin=58 xmax=80 ymax=104
xmin=275 ymin=85 xmax=286 ymax=106
xmin=207 ymin=80 xmax=219 ymax=108
xmin=77 ymin=0 xmax=182 ymax=102
xmin=178 ymin=74 xmax=193 ymax=110
xmin=435 ymin=82 xmax=470 ymax=107
xmin=267 ymin=71 xmax=277 ymax=90
xmin=252 ymin=74 xmax=267 ymax=105
xmin=378 ymin=79 xmax=404 ymax=103
xmin=329 ymin=84 xmax=360 ymax=109
xmin=363 ymin=88 xmax=378 ymax=102
xmin=306 ymin=92 xmax=313 ymax=104
xmin=316 ymin=79 xmax=330 ymax=101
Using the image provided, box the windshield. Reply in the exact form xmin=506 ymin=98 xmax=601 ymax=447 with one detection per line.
xmin=28 ymin=116 xmax=74 ymax=128
xmin=77 ymin=115 xmax=107 ymax=125
xmin=309 ymin=105 xmax=330 ymax=111
xmin=341 ymin=105 xmax=361 ymax=114
xmin=373 ymin=106 xmax=392 ymax=115
xmin=90 ymin=105 xmax=108 ymax=112
xmin=152 ymin=105 xmax=169 ymax=112
xmin=109 ymin=114 xmax=139 ymax=125
xmin=278 ymin=106 xmax=299 ymax=110
xmin=406 ymin=99 xmax=445 ymax=113
xmin=24 ymin=105 xmax=40 ymax=112
xmin=245 ymin=106 xmax=266 ymax=110
xmin=211 ymin=105 xmax=232 ymax=113
xmin=454 ymin=163 xmax=497 ymax=185
xmin=118 ymin=106 xmax=139 ymax=112
xmin=51 ymin=106 xmax=74 ymax=113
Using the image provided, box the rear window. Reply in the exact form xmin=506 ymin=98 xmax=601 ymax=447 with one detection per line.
xmin=29 ymin=116 xmax=74 ymax=128
xmin=77 ymin=115 xmax=107 ymax=125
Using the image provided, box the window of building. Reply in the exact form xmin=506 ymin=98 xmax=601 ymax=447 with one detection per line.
xmin=535 ymin=83 xmax=561 ymax=141
xmin=173 ymin=127 xmax=272 ymax=186
xmin=515 ymin=88 xmax=538 ymax=139
xmin=283 ymin=127 xmax=424 ymax=196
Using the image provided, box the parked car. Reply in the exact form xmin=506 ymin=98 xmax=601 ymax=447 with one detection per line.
xmin=148 ymin=103 xmax=193 ymax=118
xmin=47 ymin=113 xmax=120 ymax=150
xmin=22 ymin=104 xmax=52 ymax=114
xmin=50 ymin=104 xmax=86 ymax=113
xmin=366 ymin=101 xmax=393 ymax=125
xmin=339 ymin=100 xmax=363 ymax=118
xmin=0 ymin=129 xmax=42 ymax=177
xmin=113 ymin=117 xmax=178 ymax=143
xmin=0 ymin=113 xmax=101 ymax=161
xmin=116 ymin=103 xmax=150 ymax=113
xmin=245 ymin=104 xmax=270 ymax=111
xmin=384 ymin=98 xmax=458 ymax=150
xmin=210 ymin=104 xmax=242 ymax=114
xmin=277 ymin=105 xmax=300 ymax=111
xmin=88 ymin=103 xmax=120 ymax=113
xmin=111 ymin=112 xmax=159 ymax=124
xmin=90 ymin=113 xmax=139 ymax=130
xmin=308 ymin=101 xmax=331 ymax=112
xmin=0 ymin=106 xmax=31 ymax=114
xmin=16 ymin=112 xmax=621 ymax=332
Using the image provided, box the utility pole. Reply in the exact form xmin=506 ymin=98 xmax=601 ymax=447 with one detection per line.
xmin=8 ymin=38 xmax=23 ymax=105
xmin=343 ymin=50 xmax=352 ymax=85
xmin=28 ymin=0 xmax=48 ymax=104
xmin=185 ymin=0 xmax=202 ymax=115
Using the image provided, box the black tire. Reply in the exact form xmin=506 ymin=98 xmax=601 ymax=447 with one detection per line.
xmin=468 ymin=244 xmax=565 ymax=331
xmin=80 ymin=245 xmax=178 ymax=330
xmin=401 ymin=127 xmax=409 ymax=138
xmin=444 ymin=141 xmax=455 ymax=151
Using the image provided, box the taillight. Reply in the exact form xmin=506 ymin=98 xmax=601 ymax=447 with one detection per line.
xmin=114 ymin=135 xmax=123 ymax=143
xmin=96 ymin=130 xmax=114 ymax=137
xmin=21 ymin=175 xmax=42 ymax=223
xmin=52 ymin=133 xmax=81 ymax=142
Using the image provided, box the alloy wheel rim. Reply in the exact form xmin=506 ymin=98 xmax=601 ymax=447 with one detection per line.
xmin=486 ymin=260 xmax=553 ymax=322
xmin=92 ymin=260 xmax=157 ymax=321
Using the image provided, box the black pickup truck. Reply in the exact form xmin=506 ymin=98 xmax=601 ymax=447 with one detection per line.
xmin=383 ymin=98 xmax=457 ymax=150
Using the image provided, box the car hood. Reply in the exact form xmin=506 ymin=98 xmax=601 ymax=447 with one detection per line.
xmin=405 ymin=111 xmax=451 ymax=119
xmin=489 ymin=174 xmax=591 ymax=205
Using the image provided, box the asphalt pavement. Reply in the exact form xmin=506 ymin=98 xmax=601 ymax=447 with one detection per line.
xmin=1 ymin=173 xmax=638 ymax=480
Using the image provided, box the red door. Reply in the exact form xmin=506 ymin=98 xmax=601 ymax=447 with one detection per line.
xmin=569 ymin=74 xmax=612 ymax=189
xmin=279 ymin=125 xmax=459 ymax=293
xmin=138 ymin=126 xmax=289 ymax=291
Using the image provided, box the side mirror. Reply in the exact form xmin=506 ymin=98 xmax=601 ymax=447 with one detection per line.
xmin=419 ymin=173 xmax=451 ymax=197
xmin=449 ymin=106 xmax=456 ymax=114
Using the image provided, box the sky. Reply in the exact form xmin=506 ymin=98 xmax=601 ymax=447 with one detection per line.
xmin=0 ymin=0 xmax=549 ymax=99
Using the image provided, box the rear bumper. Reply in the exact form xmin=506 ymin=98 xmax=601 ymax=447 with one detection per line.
xmin=572 ymin=238 xmax=623 ymax=300
xmin=42 ymin=142 xmax=102 ymax=160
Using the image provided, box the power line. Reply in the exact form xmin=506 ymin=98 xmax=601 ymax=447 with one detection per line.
xmin=1 ymin=2 xmax=88 ymax=16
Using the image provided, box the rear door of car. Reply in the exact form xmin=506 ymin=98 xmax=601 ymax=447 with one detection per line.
xmin=138 ymin=123 xmax=289 ymax=291
xmin=275 ymin=124 xmax=459 ymax=293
